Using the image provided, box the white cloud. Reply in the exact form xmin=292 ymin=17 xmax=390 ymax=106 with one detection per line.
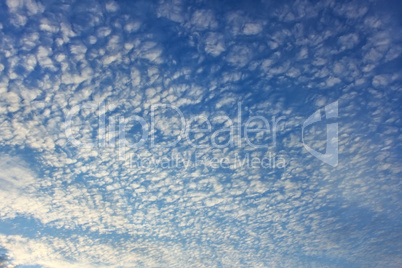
xmin=0 ymin=1 xmax=401 ymax=267
xmin=105 ymin=1 xmax=119 ymax=12
xmin=204 ymin=32 xmax=225 ymax=56
xmin=124 ymin=21 xmax=141 ymax=33
xmin=338 ymin=33 xmax=359 ymax=50
xmin=6 ymin=0 xmax=44 ymax=16
xmin=69 ymin=43 xmax=87 ymax=56
xmin=97 ymin=27 xmax=112 ymax=38
xmin=226 ymin=45 xmax=252 ymax=67
xmin=372 ymin=75 xmax=390 ymax=88
xmin=40 ymin=18 xmax=59 ymax=33
xmin=189 ymin=9 xmax=218 ymax=31
xmin=0 ymin=154 xmax=36 ymax=190
xmin=6 ymin=0 xmax=23 ymax=12
xmin=325 ymin=76 xmax=341 ymax=87
xmin=243 ymin=23 xmax=263 ymax=35
xmin=157 ymin=0 xmax=184 ymax=23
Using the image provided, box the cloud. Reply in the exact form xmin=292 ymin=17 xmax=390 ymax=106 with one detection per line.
xmin=204 ymin=32 xmax=226 ymax=56
xmin=226 ymin=45 xmax=252 ymax=67
xmin=338 ymin=33 xmax=359 ymax=50
xmin=242 ymin=23 xmax=263 ymax=35
xmin=105 ymin=1 xmax=119 ymax=13
xmin=0 ymin=154 xmax=36 ymax=191
xmin=0 ymin=0 xmax=401 ymax=267
xmin=189 ymin=9 xmax=218 ymax=31
xmin=157 ymin=0 xmax=185 ymax=23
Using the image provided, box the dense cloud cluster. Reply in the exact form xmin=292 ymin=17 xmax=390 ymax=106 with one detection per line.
xmin=0 ymin=0 xmax=401 ymax=267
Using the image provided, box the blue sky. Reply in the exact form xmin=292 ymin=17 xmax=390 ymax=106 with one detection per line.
xmin=0 ymin=0 xmax=401 ymax=267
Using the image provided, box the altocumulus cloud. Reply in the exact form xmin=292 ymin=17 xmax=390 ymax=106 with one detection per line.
xmin=0 ymin=0 xmax=401 ymax=267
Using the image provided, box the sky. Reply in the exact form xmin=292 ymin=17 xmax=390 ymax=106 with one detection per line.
xmin=0 ymin=0 xmax=401 ymax=267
